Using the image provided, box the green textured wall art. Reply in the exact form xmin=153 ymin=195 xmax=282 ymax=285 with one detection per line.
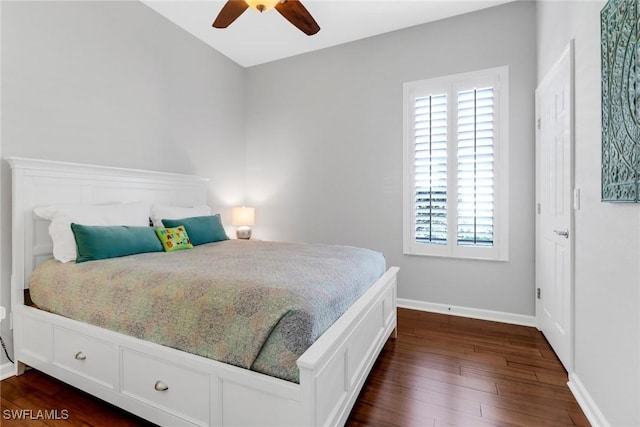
xmin=601 ymin=0 xmax=640 ymax=202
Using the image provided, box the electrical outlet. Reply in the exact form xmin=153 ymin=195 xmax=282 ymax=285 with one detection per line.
xmin=0 ymin=306 xmax=5 ymax=321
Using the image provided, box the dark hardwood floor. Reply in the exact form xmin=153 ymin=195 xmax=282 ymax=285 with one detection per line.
xmin=1 ymin=309 xmax=589 ymax=426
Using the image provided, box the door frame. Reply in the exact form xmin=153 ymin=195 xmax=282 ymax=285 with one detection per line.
xmin=535 ymin=40 xmax=575 ymax=374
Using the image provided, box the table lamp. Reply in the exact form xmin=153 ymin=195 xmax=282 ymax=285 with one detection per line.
xmin=232 ymin=206 xmax=255 ymax=239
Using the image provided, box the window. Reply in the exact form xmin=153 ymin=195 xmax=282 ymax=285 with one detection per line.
xmin=403 ymin=67 xmax=509 ymax=261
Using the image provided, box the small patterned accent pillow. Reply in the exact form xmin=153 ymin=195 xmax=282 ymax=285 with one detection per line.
xmin=155 ymin=226 xmax=193 ymax=252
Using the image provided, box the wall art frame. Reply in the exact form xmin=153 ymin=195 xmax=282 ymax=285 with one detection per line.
xmin=601 ymin=0 xmax=640 ymax=202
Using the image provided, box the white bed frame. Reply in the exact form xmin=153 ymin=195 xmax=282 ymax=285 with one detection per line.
xmin=8 ymin=157 xmax=398 ymax=427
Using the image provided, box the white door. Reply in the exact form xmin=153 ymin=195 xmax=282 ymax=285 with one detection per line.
xmin=535 ymin=41 xmax=574 ymax=372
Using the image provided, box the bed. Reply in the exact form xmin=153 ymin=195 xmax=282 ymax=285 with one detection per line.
xmin=8 ymin=157 xmax=399 ymax=427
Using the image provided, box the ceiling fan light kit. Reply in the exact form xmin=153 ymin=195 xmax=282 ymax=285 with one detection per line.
xmin=212 ymin=0 xmax=320 ymax=36
xmin=245 ymin=0 xmax=280 ymax=13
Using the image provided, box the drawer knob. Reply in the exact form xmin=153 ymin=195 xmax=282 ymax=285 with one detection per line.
xmin=74 ymin=351 xmax=87 ymax=360
xmin=154 ymin=380 xmax=169 ymax=392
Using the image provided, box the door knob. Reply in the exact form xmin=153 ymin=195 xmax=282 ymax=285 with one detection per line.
xmin=554 ymin=229 xmax=569 ymax=238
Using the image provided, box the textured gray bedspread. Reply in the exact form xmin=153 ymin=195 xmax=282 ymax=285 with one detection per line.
xmin=29 ymin=240 xmax=386 ymax=382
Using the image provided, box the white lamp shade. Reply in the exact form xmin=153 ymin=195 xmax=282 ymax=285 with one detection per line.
xmin=232 ymin=207 xmax=255 ymax=226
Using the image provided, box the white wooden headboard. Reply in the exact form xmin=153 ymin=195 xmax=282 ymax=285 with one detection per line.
xmin=8 ymin=157 xmax=209 ymax=307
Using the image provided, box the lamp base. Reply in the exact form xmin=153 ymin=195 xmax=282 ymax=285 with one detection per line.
xmin=236 ymin=226 xmax=252 ymax=240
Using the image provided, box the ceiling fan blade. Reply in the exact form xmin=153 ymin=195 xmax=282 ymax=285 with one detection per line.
xmin=212 ymin=0 xmax=249 ymax=28
xmin=275 ymin=0 xmax=320 ymax=36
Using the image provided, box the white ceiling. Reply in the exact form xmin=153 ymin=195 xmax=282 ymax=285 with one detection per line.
xmin=142 ymin=0 xmax=513 ymax=67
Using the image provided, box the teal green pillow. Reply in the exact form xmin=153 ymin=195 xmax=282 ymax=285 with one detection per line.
xmin=71 ymin=224 xmax=163 ymax=263
xmin=161 ymin=214 xmax=228 ymax=246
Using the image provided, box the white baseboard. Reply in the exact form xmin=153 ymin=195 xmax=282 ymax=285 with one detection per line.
xmin=0 ymin=362 xmax=14 ymax=381
xmin=567 ymin=372 xmax=610 ymax=427
xmin=397 ymin=298 xmax=537 ymax=327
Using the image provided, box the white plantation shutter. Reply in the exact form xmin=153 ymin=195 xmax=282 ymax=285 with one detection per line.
xmin=457 ymin=87 xmax=495 ymax=247
xmin=414 ymin=94 xmax=448 ymax=244
xmin=404 ymin=67 xmax=509 ymax=261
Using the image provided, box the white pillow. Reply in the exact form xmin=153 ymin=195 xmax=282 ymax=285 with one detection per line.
xmin=34 ymin=202 xmax=150 ymax=263
xmin=150 ymin=204 xmax=211 ymax=228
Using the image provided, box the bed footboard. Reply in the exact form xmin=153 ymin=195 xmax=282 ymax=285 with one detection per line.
xmin=297 ymin=266 xmax=398 ymax=426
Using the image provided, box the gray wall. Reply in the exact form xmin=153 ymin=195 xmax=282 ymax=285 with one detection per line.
xmin=245 ymin=1 xmax=537 ymax=316
xmin=537 ymin=2 xmax=639 ymax=425
xmin=0 ymin=1 xmax=247 ymax=364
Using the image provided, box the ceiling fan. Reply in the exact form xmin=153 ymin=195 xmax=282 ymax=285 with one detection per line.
xmin=212 ymin=0 xmax=320 ymax=36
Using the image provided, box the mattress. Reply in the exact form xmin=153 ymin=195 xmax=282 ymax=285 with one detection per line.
xmin=28 ymin=239 xmax=386 ymax=382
